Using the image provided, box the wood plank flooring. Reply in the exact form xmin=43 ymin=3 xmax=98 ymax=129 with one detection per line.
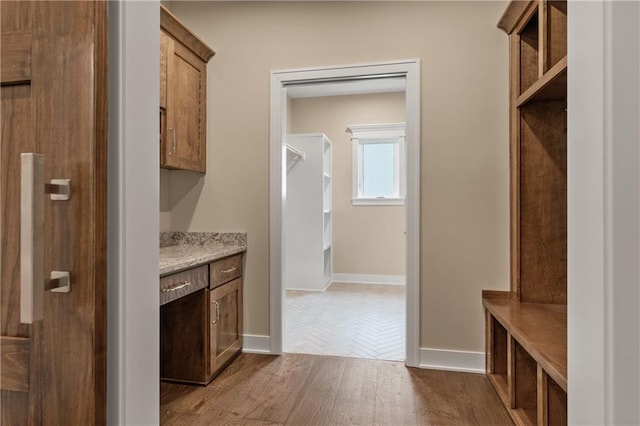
xmin=160 ymin=353 xmax=513 ymax=425
xmin=286 ymin=283 xmax=405 ymax=361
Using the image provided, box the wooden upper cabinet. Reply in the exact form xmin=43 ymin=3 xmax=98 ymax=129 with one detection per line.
xmin=160 ymin=5 xmax=214 ymax=173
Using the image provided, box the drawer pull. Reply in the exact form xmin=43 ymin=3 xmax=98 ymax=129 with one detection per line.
xmin=161 ymin=281 xmax=191 ymax=293
xmin=211 ymin=300 xmax=220 ymax=324
xmin=221 ymin=266 xmax=237 ymax=274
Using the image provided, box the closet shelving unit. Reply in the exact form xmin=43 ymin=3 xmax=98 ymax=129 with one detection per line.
xmin=322 ymin=136 xmax=332 ymax=286
xmin=285 ymin=134 xmax=333 ymax=291
xmin=483 ymin=1 xmax=567 ymax=425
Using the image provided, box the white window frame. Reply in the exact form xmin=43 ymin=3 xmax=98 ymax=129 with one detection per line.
xmin=347 ymin=123 xmax=406 ymax=206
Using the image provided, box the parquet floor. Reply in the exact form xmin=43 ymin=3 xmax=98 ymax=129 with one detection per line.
xmin=285 ymin=283 xmax=405 ymax=361
xmin=160 ymin=353 xmax=513 ymax=425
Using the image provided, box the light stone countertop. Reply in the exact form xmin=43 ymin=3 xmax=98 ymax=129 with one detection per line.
xmin=159 ymin=232 xmax=247 ymax=277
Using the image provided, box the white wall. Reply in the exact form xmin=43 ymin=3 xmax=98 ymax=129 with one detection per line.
xmin=568 ymin=1 xmax=640 ymax=424
xmin=160 ymin=169 xmax=172 ymax=231
xmin=107 ymin=1 xmax=159 ymax=424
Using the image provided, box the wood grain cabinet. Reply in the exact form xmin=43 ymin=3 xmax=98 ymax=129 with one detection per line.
xmin=483 ymin=1 xmax=567 ymax=425
xmin=209 ymin=278 xmax=243 ymax=378
xmin=161 ymin=253 xmax=244 ymax=385
xmin=160 ymin=6 xmax=214 ymax=173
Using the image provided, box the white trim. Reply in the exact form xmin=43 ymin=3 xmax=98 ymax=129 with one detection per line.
xmin=332 ymin=273 xmax=405 ymax=286
xmin=107 ymin=2 xmax=159 ymax=424
xmin=242 ymin=335 xmax=272 ymax=354
xmin=347 ymin=122 xmax=406 ymax=139
xmin=569 ymin=2 xmax=640 ymax=424
xmin=270 ymin=59 xmax=421 ymax=367
xmin=351 ymin=198 xmax=405 ymax=206
xmin=419 ymin=348 xmax=485 ymax=374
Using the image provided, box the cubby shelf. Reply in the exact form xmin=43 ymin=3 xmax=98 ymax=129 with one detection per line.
xmin=517 ymin=56 xmax=567 ymax=107
xmin=484 ymin=298 xmax=567 ymax=391
xmin=484 ymin=296 xmax=567 ymax=426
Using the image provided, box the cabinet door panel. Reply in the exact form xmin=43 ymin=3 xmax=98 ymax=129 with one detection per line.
xmin=164 ymin=41 xmax=206 ymax=172
xmin=216 ymin=288 xmax=239 ymax=355
xmin=209 ymin=278 xmax=243 ymax=378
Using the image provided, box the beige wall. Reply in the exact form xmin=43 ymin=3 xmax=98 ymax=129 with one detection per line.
xmin=291 ymin=93 xmax=406 ymax=276
xmin=160 ymin=169 xmax=172 ymax=231
xmin=165 ymin=1 xmax=510 ymax=353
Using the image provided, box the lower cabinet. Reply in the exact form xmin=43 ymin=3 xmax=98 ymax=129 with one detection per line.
xmin=161 ymin=254 xmax=244 ymax=385
xmin=209 ymin=278 xmax=243 ymax=378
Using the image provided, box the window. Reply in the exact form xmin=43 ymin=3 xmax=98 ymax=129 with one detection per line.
xmin=347 ymin=123 xmax=406 ymax=205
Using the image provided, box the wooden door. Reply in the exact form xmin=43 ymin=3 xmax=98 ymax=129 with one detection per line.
xmin=0 ymin=1 xmax=107 ymax=424
xmin=209 ymin=278 xmax=243 ymax=377
xmin=163 ymin=38 xmax=207 ymax=172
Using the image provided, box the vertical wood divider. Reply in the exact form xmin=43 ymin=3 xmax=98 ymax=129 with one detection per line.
xmin=507 ymin=335 xmax=515 ymax=408
xmin=537 ymin=365 xmax=548 ymax=426
xmin=539 ymin=0 xmax=548 ymax=76
xmin=486 ymin=310 xmax=493 ymax=374
xmin=509 ymin=32 xmax=521 ymax=301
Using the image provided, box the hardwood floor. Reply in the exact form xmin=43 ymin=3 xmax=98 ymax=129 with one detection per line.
xmin=160 ymin=353 xmax=513 ymax=425
xmin=286 ymin=283 xmax=405 ymax=361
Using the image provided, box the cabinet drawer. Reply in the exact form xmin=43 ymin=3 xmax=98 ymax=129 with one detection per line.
xmin=210 ymin=253 xmax=243 ymax=289
xmin=160 ymin=264 xmax=209 ymax=305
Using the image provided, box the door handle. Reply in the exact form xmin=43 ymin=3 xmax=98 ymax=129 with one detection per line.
xmin=161 ymin=281 xmax=191 ymax=293
xmin=169 ymin=128 xmax=176 ymax=155
xmin=211 ymin=300 xmax=220 ymax=325
xmin=20 ymin=153 xmax=72 ymax=324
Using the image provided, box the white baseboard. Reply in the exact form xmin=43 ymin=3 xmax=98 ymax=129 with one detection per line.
xmin=331 ymin=273 xmax=405 ymax=286
xmin=242 ymin=334 xmax=272 ymax=354
xmin=419 ymin=348 xmax=485 ymax=374
xmin=285 ymin=280 xmax=332 ymax=292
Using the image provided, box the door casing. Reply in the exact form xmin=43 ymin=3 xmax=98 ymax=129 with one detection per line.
xmin=269 ymin=60 xmax=421 ymax=367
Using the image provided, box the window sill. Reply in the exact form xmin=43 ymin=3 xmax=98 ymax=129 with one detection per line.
xmin=352 ymin=198 xmax=405 ymax=206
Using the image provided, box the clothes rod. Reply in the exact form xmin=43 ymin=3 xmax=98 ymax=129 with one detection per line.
xmin=286 ymin=144 xmax=306 ymax=160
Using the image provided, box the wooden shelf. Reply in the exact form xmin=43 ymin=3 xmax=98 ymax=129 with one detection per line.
xmin=513 ymin=408 xmax=537 ymax=426
xmin=517 ymin=56 xmax=567 ymax=107
xmin=483 ymin=298 xmax=567 ymax=392
xmin=487 ymin=373 xmax=509 ymax=407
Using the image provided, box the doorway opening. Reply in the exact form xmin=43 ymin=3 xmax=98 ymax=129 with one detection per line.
xmin=285 ymin=90 xmax=406 ymax=361
xmin=269 ymin=60 xmax=421 ymax=366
